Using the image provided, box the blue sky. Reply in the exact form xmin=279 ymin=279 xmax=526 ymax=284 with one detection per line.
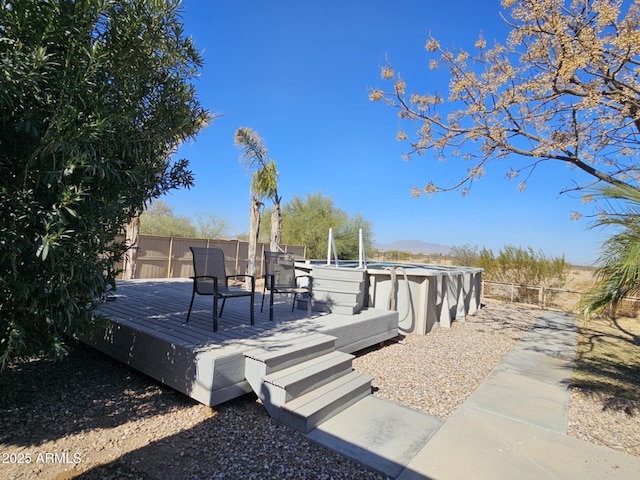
xmin=164 ymin=0 xmax=607 ymax=266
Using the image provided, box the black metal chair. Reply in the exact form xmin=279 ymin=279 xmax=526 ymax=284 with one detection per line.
xmin=261 ymin=251 xmax=312 ymax=322
xmin=187 ymin=247 xmax=254 ymax=331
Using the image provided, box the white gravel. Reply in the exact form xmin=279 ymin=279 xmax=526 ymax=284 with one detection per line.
xmin=353 ymin=300 xmax=538 ymax=418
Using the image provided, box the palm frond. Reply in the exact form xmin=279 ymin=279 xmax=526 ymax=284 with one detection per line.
xmin=580 ymin=184 xmax=640 ymax=318
xmin=234 ymin=127 xmax=268 ymax=169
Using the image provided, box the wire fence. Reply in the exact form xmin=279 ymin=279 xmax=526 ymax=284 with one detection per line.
xmin=482 ymin=280 xmax=640 ymax=316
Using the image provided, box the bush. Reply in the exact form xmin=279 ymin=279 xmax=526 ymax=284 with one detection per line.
xmin=449 ymin=243 xmax=480 ymax=266
xmin=0 ymin=0 xmax=208 ymax=367
xmin=478 ymin=245 xmax=568 ymax=303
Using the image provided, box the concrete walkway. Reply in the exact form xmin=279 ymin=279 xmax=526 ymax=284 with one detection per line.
xmin=306 ymin=311 xmax=640 ymax=479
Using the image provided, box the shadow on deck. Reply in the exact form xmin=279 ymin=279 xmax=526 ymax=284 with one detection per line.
xmin=81 ymin=279 xmax=399 ymax=407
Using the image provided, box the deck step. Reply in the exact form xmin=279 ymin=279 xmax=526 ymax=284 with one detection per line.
xmin=244 ymin=331 xmax=374 ymax=434
xmin=244 ymin=332 xmax=337 ymax=372
xmin=312 ymin=289 xmax=365 ymax=304
xmin=311 ymin=264 xmax=368 ymax=282
xmin=279 ymin=371 xmax=374 ymax=433
xmin=263 ymin=351 xmax=354 ymax=406
xmin=311 ymin=280 xmax=365 ymax=295
xmin=309 ymin=300 xmax=360 ymax=315
xmin=243 ymin=333 xmax=338 ymax=403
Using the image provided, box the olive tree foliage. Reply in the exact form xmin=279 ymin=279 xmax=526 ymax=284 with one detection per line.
xmin=0 ymin=0 xmax=209 ymax=367
xmin=370 ymin=0 xmax=640 ymax=200
xmin=280 ymin=193 xmax=374 ymax=260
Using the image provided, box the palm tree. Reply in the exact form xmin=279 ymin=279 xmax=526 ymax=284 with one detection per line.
xmin=580 ymin=184 xmax=640 ymax=319
xmin=234 ymin=128 xmax=281 ymax=282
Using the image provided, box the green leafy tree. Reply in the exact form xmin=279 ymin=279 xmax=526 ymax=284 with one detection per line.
xmin=281 ymin=193 xmax=374 ymax=260
xmin=140 ymin=200 xmax=197 ymax=237
xmin=139 ymin=200 xmax=229 ymax=238
xmin=0 ymin=0 xmax=209 ymax=367
xmin=370 ymin=0 xmax=640 ymax=199
xmin=194 ymin=211 xmax=231 ymax=239
xmin=580 ymin=184 xmax=640 ymax=318
xmin=336 ymin=214 xmax=374 ymax=260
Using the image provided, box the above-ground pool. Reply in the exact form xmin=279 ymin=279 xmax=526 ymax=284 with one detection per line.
xmin=306 ymin=261 xmax=483 ymax=334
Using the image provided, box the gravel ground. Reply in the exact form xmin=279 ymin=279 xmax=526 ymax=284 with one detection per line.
xmin=1 ymin=301 xmax=638 ymax=479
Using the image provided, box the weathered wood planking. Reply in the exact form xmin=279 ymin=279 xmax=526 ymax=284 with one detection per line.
xmin=81 ymin=279 xmax=398 ymax=406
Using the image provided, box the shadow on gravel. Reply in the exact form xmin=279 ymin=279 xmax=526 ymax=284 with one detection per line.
xmin=0 ymin=340 xmax=193 ymax=447
xmin=69 ymin=396 xmax=386 ymax=480
xmin=572 ymin=316 xmax=640 ymax=412
xmin=0 ymin=343 xmax=389 ymax=479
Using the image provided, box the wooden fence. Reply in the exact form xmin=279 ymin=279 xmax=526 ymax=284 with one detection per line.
xmin=118 ymin=235 xmax=306 ymax=280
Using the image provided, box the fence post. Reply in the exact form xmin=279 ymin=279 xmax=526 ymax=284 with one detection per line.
xmin=235 ymin=240 xmax=240 ymax=276
xmin=167 ymin=236 xmax=174 ymax=278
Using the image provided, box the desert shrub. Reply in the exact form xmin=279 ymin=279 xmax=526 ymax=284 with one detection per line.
xmin=479 ymin=245 xmax=569 ymax=303
xmin=450 ymin=243 xmax=480 ymax=266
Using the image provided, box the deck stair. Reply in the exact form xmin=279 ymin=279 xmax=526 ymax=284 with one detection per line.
xmin=244 ymin=332 xmax=373 ymax=433
xmin=304 ymin=265 xmax=367 ymax=315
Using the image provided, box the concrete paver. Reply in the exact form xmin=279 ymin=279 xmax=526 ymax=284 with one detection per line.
xmin=306 ymin=396 xmax=442 ymax=478
xmin=397 ymin=405 xmax=640 ymax=480
xmin=306 ymin=311 xmax=640 ymax=479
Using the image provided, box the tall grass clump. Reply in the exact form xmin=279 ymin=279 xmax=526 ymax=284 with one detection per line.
xmin=451 ymin=244 xmax=569 ymax=304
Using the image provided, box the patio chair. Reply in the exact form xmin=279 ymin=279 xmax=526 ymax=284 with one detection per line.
xmin=261 ymin=251 xmax=312 ymax=322
xmin=186 ymin=247 xmax=255 ymax=331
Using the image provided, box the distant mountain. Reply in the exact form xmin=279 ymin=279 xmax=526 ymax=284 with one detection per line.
xmin=374 ymin=240 xmax=451 ymax=255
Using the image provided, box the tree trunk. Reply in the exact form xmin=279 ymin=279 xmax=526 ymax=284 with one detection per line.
xmin=122 ymin=214 xmax=140 ymax=280
xmin=270 ymin=202 xmax=282 ymax=252
xmin=247 ymin=198 xmax=261 ymax=289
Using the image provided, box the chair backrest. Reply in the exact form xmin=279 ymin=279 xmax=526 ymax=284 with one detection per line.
xmin=264 ymin=251 xmax=297 ymax=290
xmin=190 ymin=247 xmax=228 ymax=294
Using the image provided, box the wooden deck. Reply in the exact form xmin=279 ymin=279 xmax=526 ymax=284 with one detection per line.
xmin=82 ymin=279 xmax=399 ymax=407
